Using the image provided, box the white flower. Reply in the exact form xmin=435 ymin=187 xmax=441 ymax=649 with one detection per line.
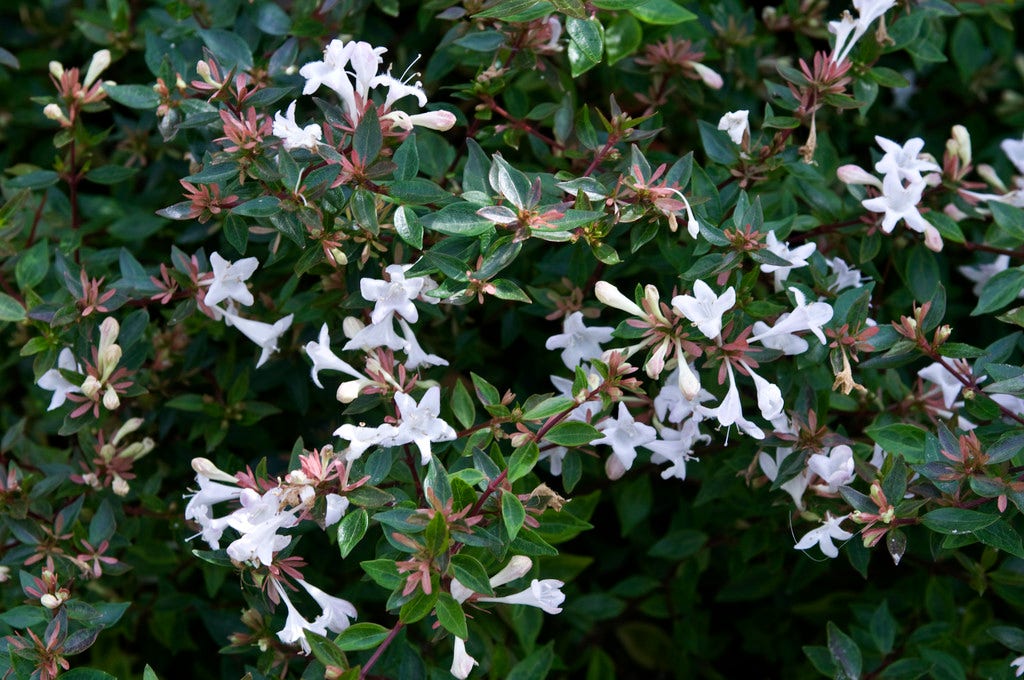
xmin=740 ymin=361 xmax=784 ymax=421
xmin=383 ymin=109 xmax=457 ymax=132
xmin=829 ymin=0 xmax=897 ymax=64
xmin=398 ymin=318 xmax=449 ymax=370
xmin=807 ymin=444 xmax=856 ymax=493
xmin=273 ymin=101 xmax=322 ymax=151
xmin=794 ymin=512 xmax=853 ymax=558
xmin=593 ymin=403 xmax=658 ymax=475
xmin=862 ymin=173 xmax=932 ymax=235
xmin=918 ymin=362 xmax=964 ymax=410
xmin=83 ymin=49 xmax=112 ymax=88
xmin=333 ymin=422 xmax=400 ymax=461
xmin=827 ymin=257 xmax=868 ymax=292
xmin=222 ymin=311 xmax=294 ymax=368
xmin=324 ymin=493 xmax=349 ymax=527
xmin=717 ymin=110 xmax=749 ymax=145
xmin=759 ymin=448 xmax=811 ymax=509
xmin=689 ymin=62 xmax=723 ymax=89
xmin=299 ymin=40 xmax=386 ymax=122
xmin=759 ymin=231 xmax=816 ymax=290
xmin=699 ymin=362 xmax=764 ymax=440
xmin=37 ymin=348 xmax=82 ymax=410
xmin=387 ymin=387 xmax=457 ymax=464
xmin=672 ymin=280 xmax=735 ymax=340
xmin=837 ymin=163 xmax=883 ymax=188
xmin=645 ymin=421 xmax=708 ymax=481
xmin=370 ymin=70 xmax=427 ymax=109
xmin=874 ymin=136 xmax=941 ymax=184
xmin=828 ymin=12 xmax=859 ymax=64
xmin=361 ymin=264 xmax=425 ymax=324
xmin=1011 ymin=655 xmax=1024 ymax=678
xmin=225 ymin=488 xmax=298 ymax=566
xmin=1002 ymin=135 xmax=1024 ymax=176
xmin=343 ymin=318 xmax=407 ymax=352
xmin=545 ymin=311 xmax=614 ymax=369
xmin=959 ymin=255 xmax=1016 ymax=297
xmin=273 ymin=581 xmax=323 ymax=655
xmin=304 ymin=324 xmax=365 ymax=388
xmin=451 ymin=637 xmax=479 ymax=679
xmin=202 ymin=252 xmax=259 ymax=307
xmin=653 ymin=367 xmax=713 ymax=424
xmin=297 ymin=578 xmax=357 ymax=634
xmin=749 ymin=288 xmax=833 ymax=347
xmin=477 ymin=578 xmax=566 ymax=614
xmin=594 ymin=281 xmax=645 ymax=317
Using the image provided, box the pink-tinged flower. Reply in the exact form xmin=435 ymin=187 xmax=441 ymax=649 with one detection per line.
xmin=451 ymin=636 xmax=479 ymax=679
xmin=37 ymin=348 xmax=82 ymax=411
xmin=672 ymin=280 xmax=735 ymax=340
xmin=807 ymin=444 xmax=855 ymax=492
xmin=477 ymin=578 xmax=566 ymax=614
xmin=273 ymin=101 xmax=322 ymax=150
xmin=837 ymin=163 xmax=883 ymax=188
xmin=545 ymin=311 xmax=614 ymax=369
xmin=794 ymin=512 xmax=853 ymax=558
xmin=593 ymin=403 xmax=658 ymax=475
xmin=304 ymin=323 xmax=365 ymax=388
xmin=202 ymin=252 xmax=259 ymax=307
xmin=594 ymin=281 xmax=645 ymax=317
xmin=383 ymin=109 xmax=457 ymax=132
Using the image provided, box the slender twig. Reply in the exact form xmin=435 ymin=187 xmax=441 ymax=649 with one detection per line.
xmin=402 ymin=445 xmax=424 ymax=503
xmin=359 ymin=621 xmax=405 ymax=680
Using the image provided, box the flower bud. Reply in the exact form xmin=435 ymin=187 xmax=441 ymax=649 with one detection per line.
xmin=837 ymin=164 xmax=882 ymax=188
xmin=112 ymin=417 xmax=144 ymax=446
xmin=951 ymin=125 xmax=971 ymax=167
xmin=336 ymin=379 xmax=370 ymax=404
xmin=99 ymin=317 xmax=120 ymax=352
xmin=49 ymin=61 xmax=64 ymax=79
xmin=102 ymin=386 xmax=121 ymax=411
xmin=43 ymin=104 xmax=68 ymax=124
xmin=99 ymin=344 xmax=122 ymax=381
xmin=83 ymin=49 xmax=112 ymax=88
xmin=81 ymin=375 xmax=102 ymax=399
xmin=191 ymin=457 xmax=238 ymax=483
xmin=328 ymin=248 xmax=348 ymax=267
xmin=943 ymin=203 xmax=968 ymax=221
xmin=489 ymin=556 xmax=533 ymax=587
xmin=112 ymin=475 xmax=130 ymax=497
xmin=689 ymin=62 xmax=724 ymax=90
xmin=41 ymin=594 xmax=61 ymax=609
xmin=976 ymin=163 xmax=1007 ymax=192
xmin=342 ymin=316 xmax=365 ymax=339
xmin=0 ymin=565 xmax=10 ymax=583
xmin=595 ymin=281 xmax=645 ymax=317
xmin=196 ymin=60 xmax=215 ymax=84
xmin=100 ymin=443 xmax=116 ymax=462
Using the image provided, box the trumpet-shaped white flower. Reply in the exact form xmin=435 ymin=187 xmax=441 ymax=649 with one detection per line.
xmin=451 ymin=636 xmax=479 ymax=679
xmin=645 ymin=421 xmax=708 ymax=481
xmin=749 ymin=288 xmax=833 ymax=347
xmin=593 ymin=403 xmax=658 ymax=474
xmin=383 ymin=108 xmax=457 ymax=132
xmin=759 ymin=231 xmax=816 ymax=290
xmin=477 ymin=578 xmax=566 ymax=614
xmin=759 ymin=448 xmax=811 ymax=510
xmin=304 ymin=324 xmax=365 ymax=388
xmin=387 ymin=387 xmax=457 ymax=464
xmin=672 ymin=280 xmax=735 ymax=340
xmin=398 ymin=317 xmax=448 ymax=370
xmin=699 ymin=362 xmax=765 ymax=439
xmin=1002 ymin=135 xmax=1024 ymax=176
xmin=717 ymin=110 xmax=749 ymax=145
xmin=807 ymin=444 xmax=856 ymax=493
xmin=273 ymin=580 xmax=323 ymax=655
xmin=794 ymin=512 xmax=853 ymax=558
xmin=334 ymin=422 xmax=400 ymax=461
xmin=273 ymin=101 xmax=322 ymax=151
xmin=224 ymin=488 xmax=298 ymax=566
xmin=653 ymin=367 xmax=714 ymax=424
xmin=297 ymin=578 xmax=357 ymax=634
xmin=222 ymin=310 xmax=294 ymax=368
xmin=1011 ymin=655 xmax=1024 ymax=678
xmin=874 ymin=136 xmax=941 ymax=183
xmin=202 ymin=252 xmax=259 ymax=307
xmin=740 ymin=361 xmax=784 ymax=421
xmin=862 ymin=173 xmax=932 ymax=235
xmin=37 ymin=348 xmax=82 ymax=411
xmin=545 ymin=311 xmax=614 ymax=369
xmin=594 ymin=281 xmax=645 ymax=317
xmin=362 ymin=264 xmax=425 ymax=324
xmin=827 ymin=257 xmax=868 ymax=292
xmin=300 ymin=40 xmax=387 ymax=122
xmin=918 ymin=362 xmax=964 ymax=410
xmin=959 ymin=255 xmax=1018 ymax=297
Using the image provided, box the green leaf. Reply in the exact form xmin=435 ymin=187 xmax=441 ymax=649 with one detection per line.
xmin=522 ymin=396 xmax=576 ymax=420
xmin=336 ymin=622 xmax=390 ymax=651
xmin=305 ymin=629 xmax=346 ymax=668
xmin=508 ymin=442 xmax=539 ymax=483
xmin=354 ymin=106 xmax=382 ymax=165
xmin=423 ymin=202 xmax=495 ymax=237
xmin=502 ymin=490 xmax=527 ymax=541
xmin=567 ymin=17 xmax=604 ymax=63
xmin=543 ymin=421 xmax=600 ymax=446
xmin=232 ymin=196 xmax=280 ymax=217
xmin=450 ymin=380 xmax=475 ymax=429
xmin=435 ymin=593 xmax=468 ymax=639
xmin=827 ymin=621 xmax=863 ymax=680
xmin=197 ymin=28 xmax=253 ymax=71
xmin=454 ymin=31 xmax=508 ymax=51
xmin=399 ymin=586 xmax=439 ymax=623
xmin=989 ymin=625 xmax=1024 ymax=653
xmin=990 ymin=202 xmax=1024 ymax=241
xmin=865 ymin=423 xmax=927 ymax=464
xmin=974 ymin=519 xmax=1024 ymax=558
xmin=7 ymin=170 xmax=59 ymax=189
xmin=973 ymin=268 xmax=1024 ymax=316
xmin=16 ymin=241 xmax=49 ymax=289
xmin=361 ymin=559 xmax=402 ymax=589
xmin=920 ymin=507 xmax=999 ymax=535
xmin=337 ymin=508 xmax=369 ymax=558
xmin=425 ymin=511 xmax=450 ymax=555
xmin=472 ymin=0 xmax=554 ymax=21
xmin=104 ymin=84 xmax=159 ymax=109
xmin=629 ymin=0 xmax=697 ymax=25
xmin=143 ymin=665 xmax=159 ymax=680
xmin=84 ymin=166 xmax=138 ymax=184
xmin=60 ymin=670 xmax=117 ymax=680
xmin=698 ymin=119 xmax=738 ymax=165
xmin=507 ymin=643 xmax=555 ymax=680
xmin=450 ymin=554 xmax=495 ymax=596
xmin=0 ymin=293 xmax=26 ymax=322
xmin=551 ymin=0 xmax=587 ymax=17
xmin=604 ymin=13 xmax=642 ymax=65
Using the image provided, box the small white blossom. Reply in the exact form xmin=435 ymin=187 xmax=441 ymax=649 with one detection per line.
xmin=794 ymin=512 xmax=853 ymax=558
xmin=862 ymin=174 xmax=934 ymax=236
xmin=451 ymin=637 xmax=479 ymax=679
xmin=717 ymin=110 xmax=749 ymax=145
xmin=297 ymin=578 xmax=357 ymax=634
xmin=273 ymin=580 xmax=323 ymax=655
xmin=361 ymin=264 xmax=425 ymax=324
xmin=304 ymin=324 xmax=365 ymax=388
xmin=477 ymin=578 xmax=566 ymax=614
xmin=959 ymin=255 xmax=1019 ymax=297
xmin=672 ymin=280 xmax=736 ymax=340
xmin=202 ymin=252 xmax=259 ymax=307
xmin=1000 ymin=135 xmax=1024 ymax=176
xmin=273 ymin=101 xmax=322 ymax=151
xmin=653 ymin=367 xmax=714 ymax=424
xmin=593 ymin=403 xmax=658 ymax=476
xmin=874 ymin=136 xmax=941 ymax=184
xmin=759 ymin=231 xmax=816 ymax=290
xmin=383 ymin=109 xmax=457 ymax=132
xmin=398 ymin=318 xmax=448 ymax=370
xmin=807 ymin=444 xmax=856 ymax=493
xmin=386 ymin=387 xmax=457 ymax=464
xmin=1011 ymin=655 xmax=1024 ymax=678
xmin=37 ymin=348 xmax=82 ymax=411
xmin=594 ymin=281 xmax=645 ymax=317
xmin=222 ymin=311 xmax=294 ymax=368
xmin=545 ymin=311 xmax=614 ymax=369
xmin=827 ymin=257 xmax=868 ymax=292
xmin=918 ymin=362 xmax=964 ymax=410
xmin=749 ymin=288 xmax=833 ymax=348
